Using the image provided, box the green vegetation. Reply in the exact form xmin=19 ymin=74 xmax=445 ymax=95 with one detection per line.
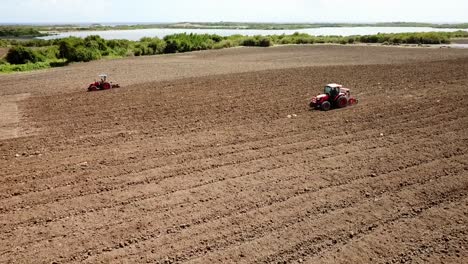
xmin=0 ymin=44 xmax=63 ymax=73
xmin=6 ymin=46 xmax=44 ymax=64
xmin=57 ymin=36 xmax=102 ymax=62
xmin=136 ymin=37 xmax=166 ymax=55
xmin=358 ymin=32 xmax=452 ymax=44
xmin=272 ymin=31 xmax=468 ymax=45
xmin=240 ymin=36 xmax=272 ymax=47
xmin=0 ymin=61 xmax=57 ymax=73
xmin=163 ymin=34 xmax=222 ymax=53
xmin=0 ymin=27 xmax=46 ymax=38
xmin=1 ymin=30 xmax=467 ymax=73
xmin=0 ymin=39 xmax=9 ymax=47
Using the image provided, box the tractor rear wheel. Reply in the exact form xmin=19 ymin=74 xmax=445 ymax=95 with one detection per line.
xmin=337 ymin=96 xmax=348 ymax=108
xmin=102 ymin=82 xmax=111 ymax=90
xmin=321 ymin=101 xmax=331 ymax=111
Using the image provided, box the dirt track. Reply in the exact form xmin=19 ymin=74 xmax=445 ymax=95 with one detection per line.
xmin=1 ymin=45 xmax=468 ymax=263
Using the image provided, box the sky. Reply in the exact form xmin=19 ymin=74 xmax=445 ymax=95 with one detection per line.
xmin=1 ymin=0 xmax=467 ymax=24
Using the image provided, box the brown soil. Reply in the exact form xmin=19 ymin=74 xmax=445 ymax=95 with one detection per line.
xmin=0 ymin=93 xmax=30 ymax=140
xmin=452 ymin=38 xmax=468 ymax=44
xmin=1 ymin=45 xmax=467 ymax=264
xmin=0 ymin=48 xmax=8 ymax=59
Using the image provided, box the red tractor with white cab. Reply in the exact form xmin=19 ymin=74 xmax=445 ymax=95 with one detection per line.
xmin=87 ymin=74 xmax=120 ymax=92
xmin=309 ymin=83 xmax=358 ymax=111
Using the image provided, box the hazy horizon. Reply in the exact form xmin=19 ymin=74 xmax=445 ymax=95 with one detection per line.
xmin=1 ymin=21 xmax=468 ymax=26
xmin=1 ymin=0 xmax=467 ymax=24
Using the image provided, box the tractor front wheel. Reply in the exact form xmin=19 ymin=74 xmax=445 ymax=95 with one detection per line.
xmin=321 ymin=101 xmax=331 ymax=111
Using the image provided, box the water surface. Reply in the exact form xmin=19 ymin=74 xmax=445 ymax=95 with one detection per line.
xmin=39 ymin=27 xmax=468 ymax=41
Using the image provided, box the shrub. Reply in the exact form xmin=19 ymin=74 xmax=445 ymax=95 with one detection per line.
xmin=360 ymin=35 xmax=379 ymax=43
xmin=133 ymin=43 xmax=152 ymax=56
xmin=145 ymin=38 xmax=167 ymax=54
xmin=163 ymin=33 xmax=223 ymax=53
xmin=57 ymin=37 xmax=102 ymax=62
xmin=239 ymin=36 xmax=273 ymax=47
xmin=58 ymin=37 xmax=84 ymax=59
xmin=107 ymin=39 xmax=130 ymax=49
xmin=241 ymin=37 xmax=258 ymax=46
xmin=296 ymin=37 xmax=314 ymax=44
xmin=315 ymin=38 xmax=325 ymax=44
xmin=258 ymin=37 xmax=272 ymax=47
xmin=6 ymin=46 xmax=44 ymax=64
xmin=72 ymin=47 xmax=101 ymax=62
xmin=356 ymin=32 xmax=454 ymax=45
xmin=278 ymin=38 xmax=291 ymax=45
xmin=0 ymin=39 xmax=7 ymax=47
xmin=84 ymin=35 xmax=107 ymax=51
xmin=106 ymin=39 xmax=132 ymax=57
xmin=200 ymin=39 xmax=215 ymax=49
xmin=164 ymin=38 xmax=180 ymax=53
xmin=22 ymin=39 xmax=54 ymax=47
xmin=209 ymin=34 xmax=223 ymax=42
xmin=277 ymin=33 xmax=316 ymax=45
xmin=214 ymin=39 xmax=236 ymax=49
xmin=37 ymin=46 xmax=59 ymax=60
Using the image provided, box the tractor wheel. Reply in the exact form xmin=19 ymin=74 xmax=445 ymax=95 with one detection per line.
xmin=102 ymin=82 xmax=111 ymax=90
xmin=321 ymin=101 xmax=331 ymax=111
xmin=88 ymin=86 xmax=98 ymax=92
xmin=337 ymin=96 xmax=348 ymax=108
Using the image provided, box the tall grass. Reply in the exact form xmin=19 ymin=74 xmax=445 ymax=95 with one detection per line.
xmin=0 ymin=60 xmax=66 ymax=73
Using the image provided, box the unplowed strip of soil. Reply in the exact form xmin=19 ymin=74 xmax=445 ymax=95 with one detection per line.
xmin=0 ymin=46 xmax=467 ymax=263
xmin=0 ymin=93 xmax=30 ymax=140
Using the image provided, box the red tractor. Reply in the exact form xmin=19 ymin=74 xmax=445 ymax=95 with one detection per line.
xmin=309 ymin=83 xmax=358 ymax=111
xmin=87 ymin=74 xmax=120 ymax=92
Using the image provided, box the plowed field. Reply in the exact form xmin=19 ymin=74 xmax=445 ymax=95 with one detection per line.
xmin=1 ymin=45 xmax=468 ymax=264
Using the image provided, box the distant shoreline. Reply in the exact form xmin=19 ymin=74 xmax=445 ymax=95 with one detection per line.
xmin=1 ymin=22 xmax=468 ymax=32
xmin=1 ymin=22 xmax=467 ymax=40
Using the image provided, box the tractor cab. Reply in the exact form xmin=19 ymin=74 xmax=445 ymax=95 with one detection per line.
xmin=99 ymin=74 xmax=108 ymax=83
xmin=324 ymin=83 xmax=342 ymax=99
